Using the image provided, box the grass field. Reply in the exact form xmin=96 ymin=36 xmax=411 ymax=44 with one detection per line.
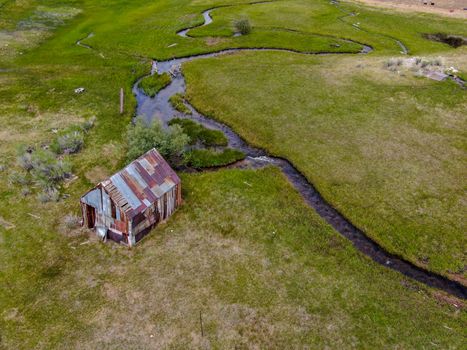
xmin=2 ymin=168 xmax=466 ymax=348
xmin=0 ymin=0 xmax=466 ymax=347
xmin=184 ymin=50 xmax=467 ymax=278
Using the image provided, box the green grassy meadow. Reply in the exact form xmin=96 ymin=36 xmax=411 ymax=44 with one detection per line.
xmin=2 ymin=168 xmax=466 ymax=348
xmin=0 ymin=0 xmax=466 ymax=347
xmin=184 ymin=51 xmax=467 ymax=278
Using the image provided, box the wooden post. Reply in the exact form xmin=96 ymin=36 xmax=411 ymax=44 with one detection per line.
xmin=119 ymin=88 xmax=124 ymax=114
xmin=199 ymin=311 xmax=204 ymax=337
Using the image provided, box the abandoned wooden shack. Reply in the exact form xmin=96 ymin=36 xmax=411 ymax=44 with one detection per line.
xmin=80 ymin=148 xmax=182 ymax=246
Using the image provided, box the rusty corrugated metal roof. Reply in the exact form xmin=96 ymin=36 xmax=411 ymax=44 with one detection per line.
xmin=101 ymin=148 xmax=180 ymax=219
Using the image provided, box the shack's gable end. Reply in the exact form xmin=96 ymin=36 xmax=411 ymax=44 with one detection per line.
xmin=80 ymin=185 xmax=128 ymax=232
xmin=81 ymin=187 xmax=101 ymax=210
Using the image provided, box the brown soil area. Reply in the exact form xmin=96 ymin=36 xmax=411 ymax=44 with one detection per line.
xmin=347 ymin=0 xmax=467 ymax=18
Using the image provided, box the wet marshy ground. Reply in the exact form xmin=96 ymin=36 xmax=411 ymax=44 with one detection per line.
xmin=424 ymin=33 xmax=467 ymax=48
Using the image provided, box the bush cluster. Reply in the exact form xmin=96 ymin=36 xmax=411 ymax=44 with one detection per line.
xmin=9 ymin=118 xmax=94 ymax=202
xmin=50 ymin=117 xmax=95 ymax=154
xmin=127 ymin=117 xmax=240 ymax=170
xmin=63 ymin=214 xmax=81 ymax=229
xmin=126 ymin=117 xmax=190 ymax=165
xmin=12 ymin=147 xmax=72 ymax=202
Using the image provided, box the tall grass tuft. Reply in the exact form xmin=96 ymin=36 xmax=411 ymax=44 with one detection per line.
xmin=234 ymin=18 xmax=251 ymax=35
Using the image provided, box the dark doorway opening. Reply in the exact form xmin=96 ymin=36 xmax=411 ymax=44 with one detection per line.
xmin=86 ymin=205 xmax=96 ymax=228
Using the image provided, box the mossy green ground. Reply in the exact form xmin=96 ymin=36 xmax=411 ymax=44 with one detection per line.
xmin=186 ymin=148 xmax=245 ymax=168
xmin=0 ymin=0 xmax=466 ymax=347
xmin=169 ymin=118 xmax=228 ymax=146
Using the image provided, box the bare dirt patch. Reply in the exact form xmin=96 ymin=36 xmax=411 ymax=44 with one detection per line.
xmin=347 ymin=0 xmax=467 ymax=18
xmin=85 ymin=166 xmax=110 ymax=184
xmin=205 ymin=36 xmax=227 ymax=46
xmin=0 ymin=216 xmax=15 ymax=230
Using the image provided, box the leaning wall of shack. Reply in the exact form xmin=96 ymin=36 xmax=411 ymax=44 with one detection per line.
xmin=131 ymin=185 xmax=180 ymax=237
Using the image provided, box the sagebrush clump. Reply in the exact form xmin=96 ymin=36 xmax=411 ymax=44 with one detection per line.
xmin=50 ymin=117 xmax=95 ymax=154
xmin=13 ymin=147 xmax=72 ymax=202
xmin=37 ymin=187 xmax=61 ymax=203
xmin=55 ymin=131 xmax=84 ymax=154
xmin=63 ymin=214 xmax=81 ymax=229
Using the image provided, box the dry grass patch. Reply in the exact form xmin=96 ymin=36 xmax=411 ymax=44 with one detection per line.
xmin=205 ymin=36 xmax=228 ymax=46
xmin=0 ymin=216 xmax=15 ymax=230
xmin=84 ymin=166 xmax=110 ymax=184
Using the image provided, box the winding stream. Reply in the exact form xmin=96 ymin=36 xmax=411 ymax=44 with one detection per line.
xmin=74 ymin=1 xmax=466 ymax=298
xmin=133 ymin=54 xmax=466 ymax=299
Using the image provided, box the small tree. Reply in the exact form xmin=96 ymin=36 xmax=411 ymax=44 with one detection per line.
xmin=126 ymin=117 xmax=189 ymax=165
xmin=234 ymin=18 xmax=251 ymax=35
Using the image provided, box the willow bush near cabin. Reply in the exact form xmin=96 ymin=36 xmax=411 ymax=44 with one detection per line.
xmin=126 ymin=117 xmax=189 ymax=165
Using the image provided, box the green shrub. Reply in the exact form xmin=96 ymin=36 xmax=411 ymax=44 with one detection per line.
xmin=21 ymin=187 xmax=31 ymax=196
xmin=63 ymin=214 xmax=81 ymax=229
xmin=168 ymin=118 xmax=228 ymax=147
xmin=126 ymin=117 xmax=189 ymax=165
xmin=169 ymin=93 xmax=192 ymax=115
xmin=185 ymin=148 xmax=245 ymax=169
xmin=234 ymin=18 xmax=251 ymax=35
xmin=139 ymin=72 xmax=171 ymax=97
xmin=17 ymin=151 xmax=34 ymax=171
xmin=49 ymin=118 xmax=94 ymax=154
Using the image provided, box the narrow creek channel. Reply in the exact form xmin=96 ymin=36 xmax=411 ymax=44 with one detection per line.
xmin=133 ymin=52 xmax=466 ymax=299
